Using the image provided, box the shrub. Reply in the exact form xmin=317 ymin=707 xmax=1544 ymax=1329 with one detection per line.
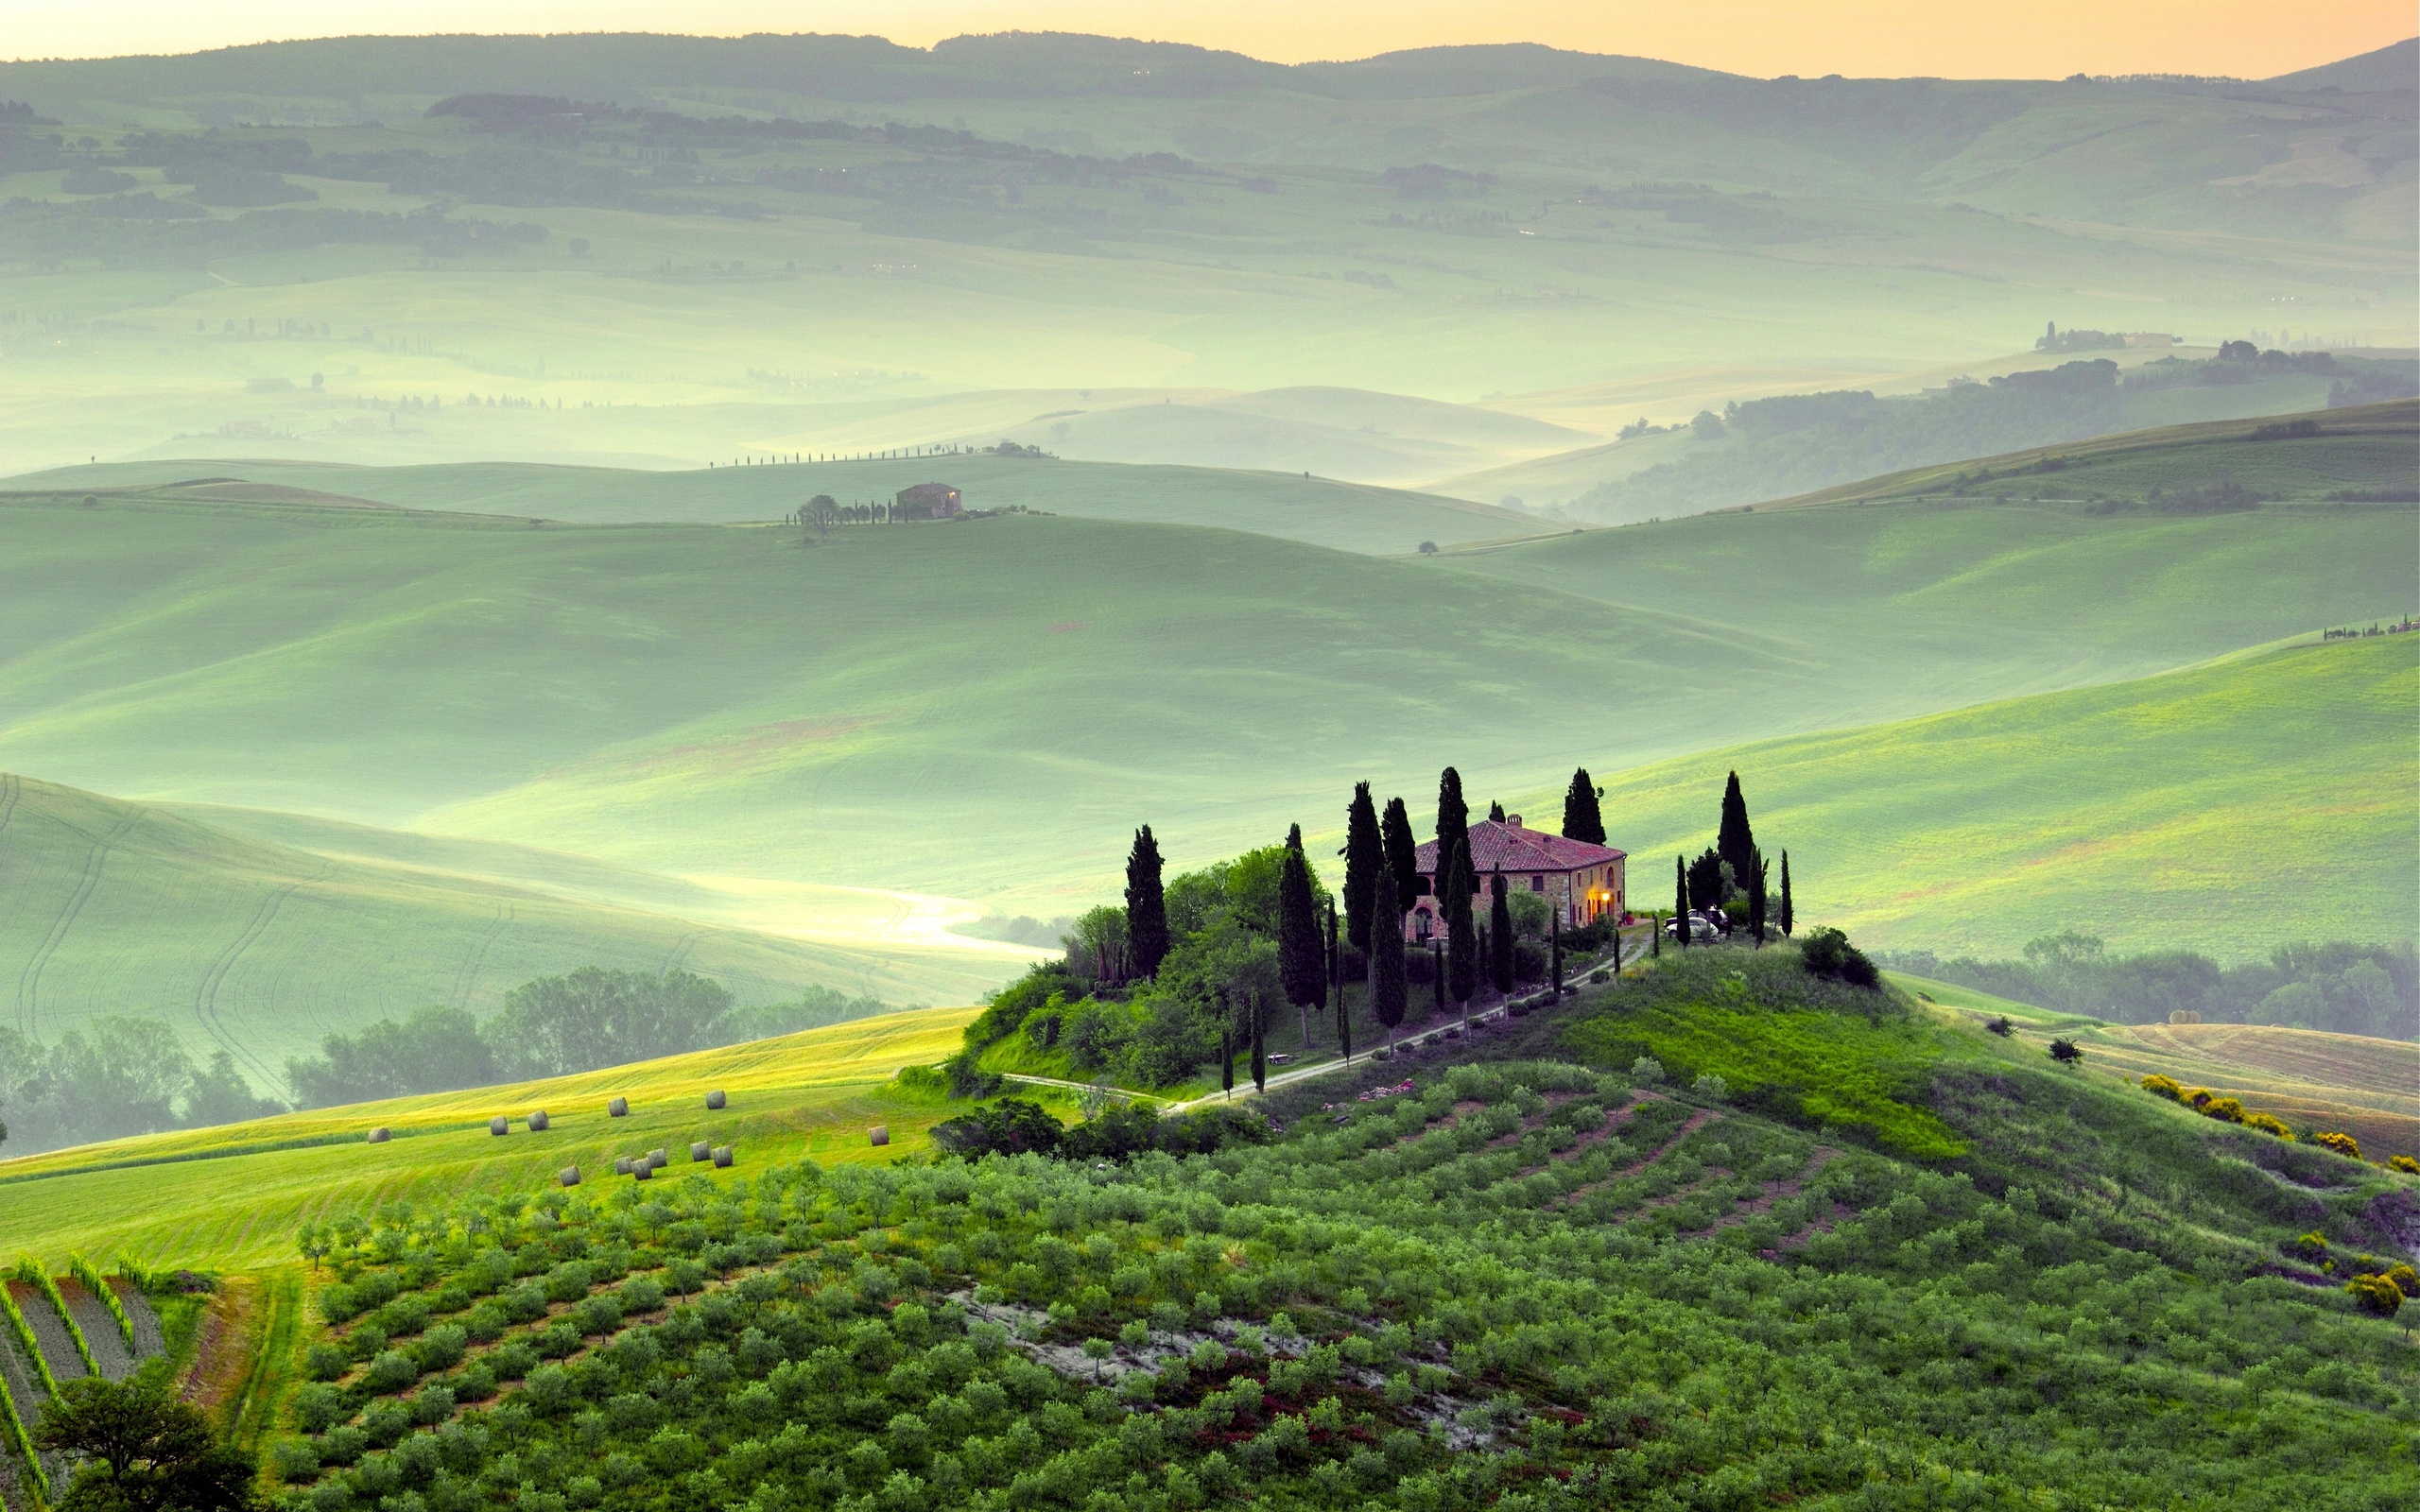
xmin=270 ymin=1438 xmax=321 ymax=1484
xmin=2344 ymin=1273 xmax=2403 ymax=1317
xmin=2386 ymin=1264 xmax=2420 ymax=1298
xmin=361 ymin=1349 xmax=422 ymax=1395
xmin=2199 ymin=1097 xmax=2245 ymax=1124
xmin=1985 ymin=1016 xmax=2013 ymax=1037
xmin=2139 ymin=1074 xmax=2184 ymax=1102
xmin=2391 ymin=1155 xmax=2420 ymax=1176
xmin=2311 ymin=1131 xmax=2363 ymax=1160
xmin=2048 ymin=1039 xmax=2083 ymax=1063
xmin=2285 ymin=1231 xmax=2331 ymax=1263
xmin=1798 ymin=927 xmax=1880 ymax=988
xmin=2241 ymin=1112 xmax=2292 ymax=1138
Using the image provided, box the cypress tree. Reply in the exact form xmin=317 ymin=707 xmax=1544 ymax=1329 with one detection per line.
xmin=1250 ymin=990 xmax=1267 ymax=1093
xmin=1126 ymin=826 xmax=1169 ymax=979
xmin=1748 ymin=848 xmax=1769 ymax=946
xmin=1717 ymin=771 xmax=1757 ymax=898
xmin=1369 ymin=899 xmax=1407 ymax=1051
xmin=1331 ymin=902 xmax=1352 ymax=1063
xmin=1488 ymin=799 xmax=1506 ymax=821
xmin=1380 ymin=798 xmax=1420 ymax=911
xmin=1562 ymin=768 xmax=1606 ymax=845
xmin=1444 ymin=838 xmax=1478 ymax=1016
xmin=1779 ymin=851 xmax=1794 ymax=936
xmin=1278 ymin=825 xmax=1324 ymax=1022
xmin=1489 ymin=872 xmax=1514 ymax=995
xmin=1436 ymin=769 xmax=1470 ymax=900
xmin=1342 ymin=782 xmax=1384 ymax=955
xmin=1673 ymin=855 xmax=1691 ymax=948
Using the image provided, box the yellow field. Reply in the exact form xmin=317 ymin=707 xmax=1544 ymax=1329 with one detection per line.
xmin=0 ymin=1007 xmax=978 ymax=1272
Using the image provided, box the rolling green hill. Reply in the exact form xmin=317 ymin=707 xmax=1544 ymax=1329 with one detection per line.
xmin=1570 ymin=633 xmax=2418 ymax=956
xmin=0 ymin=772 xmax=1025 ymax=1083
xmin=1 ymin=487 xmax=2408 ymax=929
xmin=0 ymin=454 xmax=1545 ymax=555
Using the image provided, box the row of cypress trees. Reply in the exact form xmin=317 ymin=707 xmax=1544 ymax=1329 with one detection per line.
xmin=1667 ymin=771 xmax=1793 ymax=950
xmin=1120 ymin=763 xmax=1629 ymax=1068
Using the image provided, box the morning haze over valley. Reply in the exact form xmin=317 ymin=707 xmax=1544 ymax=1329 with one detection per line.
xmin=0 ymin=9 xmax=2413 ymax=1510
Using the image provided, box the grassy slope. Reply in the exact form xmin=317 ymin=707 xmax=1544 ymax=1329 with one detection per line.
xmin=1765 ymin=398 xmax=2420 ymax=509
xmin=1 ymin=455 xmax=1549 ymax=556
xmin=0 ymin=770 xmax=1019 ymax=1077
xmin=4 ymin=490 xmax=2409 ymax=921
xmin=0 ymin=1007 xmax=978 ymax=1271
xmin=1573 ymin=634 xmax=2417 ymax=956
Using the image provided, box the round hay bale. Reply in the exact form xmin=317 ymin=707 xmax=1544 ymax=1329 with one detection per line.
xmin=868 ymin=1125 xmax=890 ymax=1147
xmin=608 ymin=1097 xmax=630 ymax=1118
xmin=367 ymin=1126 xmax=391 ymax=1143
xmin=559 ymin=1166 xmax=581 ymax=1187
xmin=691 ymin=1141 xmax=712 ymax=1162
xmin=528 ymin=1110 xmax=550 ymax=1131
xmin=705 ymin=1090 xmax=727 ymax=1110
xmin=647 ymin=1148 xmax=667 ymax=1169
xmin=633 ymin=1162 xmax=653 ymax=1181
xmin=490 ymin=1116 xmax=510 ymax=1136
xmin=614 ymin=1156 xmax=634 ymax=1175
xmin=713 ymin=1145 xmax=735 ymax=1168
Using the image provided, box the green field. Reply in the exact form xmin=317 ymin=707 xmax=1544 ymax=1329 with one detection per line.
xmin=0 ymin=453 xmax=1548 ymax=556
xmin=1 ymin=486 xmax=2407 ymax=921
xmin=0 ymin=1006 xmax=978 ymax=1272
xmin=0 ymin=771 xmax=1027 ymax=1080
xmin=1567 ymin=633 xmax=2418 ymax=956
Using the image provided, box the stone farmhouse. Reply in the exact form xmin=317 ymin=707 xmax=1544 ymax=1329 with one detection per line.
xmin=1407 ymin=816 xmax=1626 ymax=943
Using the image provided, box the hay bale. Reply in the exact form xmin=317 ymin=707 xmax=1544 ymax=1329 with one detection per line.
xmin=633 ymin=1163 xmax=652 ymax=1181
xmin=705 ymin=1090 xmax=727 ymax=1110
xmin=614 ymin=1156 xmax=634 ymax=1175
xmin=367 ymin=1126 xmax=391 ymax=1143
xmin=713 ymin=1146 xmax=735 ymax=1168
xmin=691 ymin=1142 xmax=712 ymax=1162
xmin=490 ymin=1116 xmax=510 ymax=1136
xmin=868 ymin=1125 xmax=890 ymax=1147
xmin=528 ymin=1110 xmax=550 ymax=1131
xmin=608 ymin=1097 xmax=630 ymax=1118
xmin=559 ymin=1166 xmax=581 ymax=1187
xmin=647 ymin=1148 xmax=667 ymax=1169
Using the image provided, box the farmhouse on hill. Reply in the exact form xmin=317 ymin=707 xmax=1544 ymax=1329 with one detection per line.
xmin=1408 ymin=816 xmax=1625 ymax=942
xmin=894 ymin=482 xmax=963 ymax=519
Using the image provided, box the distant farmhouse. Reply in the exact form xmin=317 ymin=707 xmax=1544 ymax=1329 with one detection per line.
xmin=894 ymin=482 xmax=963 ymax=519
xmin=1408 ymin=815 xmax=1625 ymax=942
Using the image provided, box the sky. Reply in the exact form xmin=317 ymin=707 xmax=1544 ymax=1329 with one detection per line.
xmin=6 ymin=0 xmax=2411 ymax=78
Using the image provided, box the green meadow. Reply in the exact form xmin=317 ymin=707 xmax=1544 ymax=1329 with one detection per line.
xmin=1571 ymin=633 xmax=2419 ymax=957
xmin=0 ymin=1007 xmax=978 ymax=1272
xmin=1 ymin=454 xmax=1547 ymax=556
xmin=0 ymin=771 xmax=1024 ymax=1077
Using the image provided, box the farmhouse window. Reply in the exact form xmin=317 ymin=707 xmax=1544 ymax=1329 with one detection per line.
xmin=1530 ymin=875 xmax=1545 ymax=891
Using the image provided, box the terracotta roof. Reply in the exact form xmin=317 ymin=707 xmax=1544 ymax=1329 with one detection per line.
xmin=1413 ymin=818 xmax=1625 ymax=875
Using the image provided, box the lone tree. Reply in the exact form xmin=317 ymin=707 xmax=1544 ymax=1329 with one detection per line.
xmin=1778 ymin=851 xmax=1795 ymax=936
xmin=1443 ymin=838 xmax=1478 ymax=1020
xmin=1277 ymin=825 xmax=1325 ymax=1038
xmin=1380 ymin=797 xmax=1421 ymax=913
xmin=1489 ymin=873 xmax=1515 ymax=994
xmin=1342 ymin=782 xmax=1385 ymax=956
xmin=35 ymin=1375 xmax=259 ymax=1511
xmin=1672 ymin=855 xmax=1691 ymax=948
xmin=1562 ymin=767 xmax=1605 ymax=845
xmin=1374 ymin=900 xmax=1413 ymax=1044
xmin=1717 ymin=771 xmax=1757 ymax=897
xmin=1125 ymin=826 xmax=1169 ymax=979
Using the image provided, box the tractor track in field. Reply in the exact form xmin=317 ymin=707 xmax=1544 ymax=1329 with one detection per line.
xmin=193 ymin=861 xmax=330 ymax=1086
xmin=15 ymin=809 xmax=139 ymax=1040
xmin=0 ymin=771 xmax=20 ymax=839
xmin=660 ymin=931 xmax=700 ymax=976
xmin=453 ymin=901 xmax=514 ymax=1009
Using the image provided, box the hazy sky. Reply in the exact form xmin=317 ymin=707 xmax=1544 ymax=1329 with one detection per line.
xmin=8 ymin=1 xmax=2411 ymax=78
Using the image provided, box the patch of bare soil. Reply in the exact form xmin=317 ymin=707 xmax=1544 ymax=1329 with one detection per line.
xmin=181 ymin=1277 xmax=258 ymax=1417
xmin=59 ymin=1278 xmax=138 ymax=1381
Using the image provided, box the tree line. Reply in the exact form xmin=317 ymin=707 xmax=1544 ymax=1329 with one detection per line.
xmin=1881 ymin=935 xmax=2419 ymax=1040
xmin=0 ymin=971 xmax=891 ymax=1156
